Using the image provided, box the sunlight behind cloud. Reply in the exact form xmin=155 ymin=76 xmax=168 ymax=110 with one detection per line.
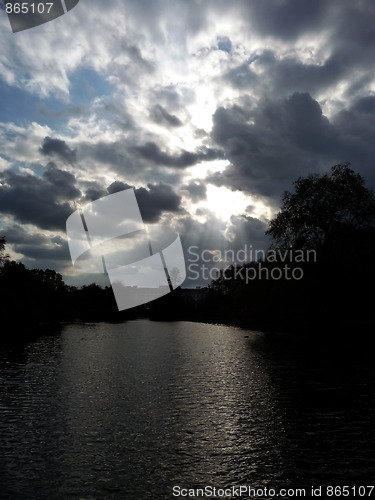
xmin=188 ymin=84 xmax=218 ymax=131
xmin=187 ymin=159 xmax=229 ymax=181
xmin=197 ymin=185 xmax=250 ymax=223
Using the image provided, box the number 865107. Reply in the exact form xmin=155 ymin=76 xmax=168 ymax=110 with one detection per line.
xmin=5 ymin=3 xmax=54 ymax=14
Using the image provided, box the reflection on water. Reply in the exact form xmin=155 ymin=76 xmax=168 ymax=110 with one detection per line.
xmin=0 ymin=321 xmax=374 ymax=499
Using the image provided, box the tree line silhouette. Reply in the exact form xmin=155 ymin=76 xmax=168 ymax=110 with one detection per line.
xmin=1 ymin=163 xmax=375 ymax=343
xmin=183 ymin=163 xmax=375 ymax=332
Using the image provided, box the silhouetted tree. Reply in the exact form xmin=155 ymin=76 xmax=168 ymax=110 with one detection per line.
xmin=204 ymin=163 xmax=375 ymax=330
xmin=266 ymin=163 xmax=375 ymax=252
xmin=0 ymin=236 xmax=9 ymax=267
xmin=264 ymin=163 xmax=375 ymax=324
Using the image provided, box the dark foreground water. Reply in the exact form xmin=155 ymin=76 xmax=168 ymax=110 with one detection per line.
xmin=0 ymin=321 xmax=374 ymax=499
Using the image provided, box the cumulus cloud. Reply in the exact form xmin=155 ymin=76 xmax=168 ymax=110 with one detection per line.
xmin=209 ymin=92 xmax=375 ymax=203
xmin=181 ymin=181 xmax=207 ymax=202
xmin=132 ymin=142 xmax=223 ymax=169
xmin=40 ymin=136 xmax=77 ymax=164
xmin=107 ymin=180 xmax=183 ymax=222
xmin=4 ymin=224 xmax=69 ymax=269
xmin=150 ymin=104 xmax=182 ymax=127
xmin=0 ymin=163 xmax=80 ymax=230
xmin=244 ymin=0 xmax=329 ymax=41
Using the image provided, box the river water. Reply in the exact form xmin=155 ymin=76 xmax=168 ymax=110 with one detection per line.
xmin=0 ymin=321 xmax=374 ymax=499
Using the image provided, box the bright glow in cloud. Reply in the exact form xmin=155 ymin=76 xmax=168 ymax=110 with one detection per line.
xmin=196 ymin=185 xmax=250 ymax=223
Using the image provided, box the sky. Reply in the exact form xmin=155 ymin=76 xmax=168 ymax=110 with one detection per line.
xmin=1 ymin=0 xmax=375 ymax=287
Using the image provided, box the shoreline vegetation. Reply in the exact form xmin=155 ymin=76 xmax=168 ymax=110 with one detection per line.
xmin=1 ymin=164 xmax=375 ymax=345
xmin=1 ymin=259 xmax=374 ymax=345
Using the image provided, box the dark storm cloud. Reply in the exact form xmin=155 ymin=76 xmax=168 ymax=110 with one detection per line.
xmin=209 ymin=92 xmax=375 ymax=202
xmin=132 ymin=142 xmax=223 ymax=168
xmin=225 ymin=214 xmax=270 ymax=250
xmin=357 ymin=96 xmax=375 ymax=114
xmin=78 ymin=139 xmax=217 ymax=187
xmin=330 ymin=2 xmax=375 ymax=67
xmin=107 ymin=180 xmax=183 ymax=222
xmin=43 ymin=162 xmax=82 ymax=200
xmin=40 ymin=136 xmax=77 ymax=164
xmin=81 ymin=183 xmax=107 ymax=203
xmin=182 ymin=181 xmax=207 ymax=202
xmin=260 ymin=53 xmax=346 ymax=98
xmin=224 ymin=59 xmax=258 ymax=90
xmin=136 ymin=183 xmax=183 ymax=222
xmin=106 ymin=181 xmax=132 ymax=195
xmin=224 ymin=2 xmax=375 ymax=102
xmin=332 ymin=98 xmax=375 ymax=179
xmin=209 ymin=95 xmax=312 ymax=198
xmin=150 ymin=104 xmax=182 ymax=128
xmin=0 ymin=163 xmax=81 ymax=230
xmin=224 ymin=50 xmax=345 ymax=97
xmin=5 ymin=225 xmax=69 ymax=265
xmin=245 ymin=0 xmax=329 ymax=41
xmin=282 ymin=93 xmax=336 ymax=153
